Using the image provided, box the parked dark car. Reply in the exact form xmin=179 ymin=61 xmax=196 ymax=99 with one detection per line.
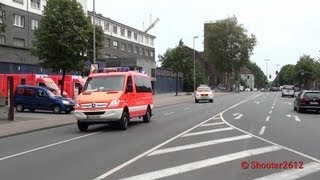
xmin=13 ymin=85 xmax=75 ymax=114
xmin=269 ymin=87 xmax=279 ymax=92
xmin=294 ymin=90 xmax=320 ymax=113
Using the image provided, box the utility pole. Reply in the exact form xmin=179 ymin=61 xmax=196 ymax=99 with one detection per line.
xmin=265 ymin=59 xmax=270 ymax=90
xmin=193 ymin=36 xmax=198 ymax=93
xmin=93 ymin=0 xmax=96 ymax=63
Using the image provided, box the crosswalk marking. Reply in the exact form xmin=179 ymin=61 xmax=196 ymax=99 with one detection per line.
xmin=200 ymin=122 xmax=225 ymax=127
xmin=254 ymin=162 xmax=320 ymax=180
xmin=119 ymin=146 xmax=281 ymax=180
xmin=182 ymin=127 xmax=233 ymax=137
xmin=148 ymin=135 xmax=252 ymax=156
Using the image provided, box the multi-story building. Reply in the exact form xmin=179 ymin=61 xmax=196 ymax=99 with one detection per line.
xmin=0 ymin=0 xmax=156 ymax=82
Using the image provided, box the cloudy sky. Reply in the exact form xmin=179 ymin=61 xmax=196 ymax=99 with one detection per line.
xmin=88 ymin=0 xmax=320 ymax=80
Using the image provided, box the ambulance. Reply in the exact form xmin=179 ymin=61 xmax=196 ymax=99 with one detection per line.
xmin=49 ymin=75 xmax=86 ymax=99
xmin=74 ymin=67 xmax=154 ymax=131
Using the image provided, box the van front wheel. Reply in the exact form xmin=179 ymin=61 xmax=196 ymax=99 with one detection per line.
xmin=53 ymin=106 xmax=61 ymax=114
xmin=77 ymin=121 xmax=88 ymax=132
xmin=119 ymin=111 xmax=129 ymax=130
xmin=16 ymin=104 xmax=24 ymax=112
xmin=143 ymin=108 xmax=151 ymax=123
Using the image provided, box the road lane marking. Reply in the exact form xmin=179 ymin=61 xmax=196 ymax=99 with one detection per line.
xmin=234 ymin=114 xmax=243 ymax=120
xmin=288 ymin=102 xmax=292 ymax=105
xmin=200 ymin=122 xmax=225 ymax=127
xmin=259 ymin=126 xmax=266 ymax=135
xmin=148 ymin=135 xmax=252 ymax=156
xmin=93 ymin=93 xmax=263 ymax=180
xmin=212 ymin=117 xmax=221 ymax=120
xmin=271 ymin=106 xmax=274 ymax=109
xmin=295 ymin=116 xmax=301 ymax=122
xmin=182 ymin=127 xmax=233 ymax=137
xmin=266 ymin=116 xmax=270 ymax=122
xmin=269 ymin=110 xmax=272 ymax=114
xmin=183 ymin=108 xmax=190 ymax=111
xmin=164 ymin=112 xmax=174 ymax=116
xmin=0 ymin=132 xmax=100 ymax=161
xmin=119 ymin=146 xmax=281 ymax=180
xmin=221 ymin=113 xmax=320 ymax=163
xmin=254 ymin=162 xmax=320 ymax=180
xmin=197 ymin=104 xmax=203 ymax=106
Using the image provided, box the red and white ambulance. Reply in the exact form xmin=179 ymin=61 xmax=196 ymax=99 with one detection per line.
xmin=74 ymin=67 xmax=154 ymax=131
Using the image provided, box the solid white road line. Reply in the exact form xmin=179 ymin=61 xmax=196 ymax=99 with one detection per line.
xmin=254 ymin=162 xmax=320 ymax=180
xmin=295 ymin=116 xmax=301 ymax=122
xmin=212 ymin=117 xmax=221 ymax=120
xmin=119 ymin=146 xmax=281 ymax=180
xmin=182 ymin=127 xmax=234 ymax=137
xmin=148 ymin=135 xmax=252 ymax=156
xmin=220 ymin=112 xmax=320 ymax=163
xmin=184 ymin=108 xmax=190 ymax=111
xmin=200 ymin=122 xmax=225 ymax=127
xmin=164 ymin=112 xmax=175 ymax=116
xmin=234 ymin=114 xmax=243 ymax=120
xmin=93 ymin=94 xmax=262 ymax=180
xmin=259 ymin=126 xmax=266 ymax=135
xmin=266 ymin=116 xmax=270 ymax=122
xmin=0 ymin=132 xmax=100 ymax=161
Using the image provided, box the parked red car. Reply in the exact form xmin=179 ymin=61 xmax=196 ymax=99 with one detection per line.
xmin=294 ymin=90 xmax=320 ymax=113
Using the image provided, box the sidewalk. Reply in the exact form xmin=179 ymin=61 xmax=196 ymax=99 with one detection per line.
xmin=0 ymin=92 xmax=230 ymax=138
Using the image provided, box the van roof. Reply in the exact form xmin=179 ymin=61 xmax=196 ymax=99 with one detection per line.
xmin=89 ymin=71 xmax=149 ymax=78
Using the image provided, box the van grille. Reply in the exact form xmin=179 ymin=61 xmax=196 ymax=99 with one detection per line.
xmin=84 ymin=112 xmax=105 ymax=115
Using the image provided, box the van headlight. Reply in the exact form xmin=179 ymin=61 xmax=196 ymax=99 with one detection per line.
xmin=109 ymin=99 xmax=120 ymax=107
xmin=75 ymin=103 xmax=80 ymax=108
xmin=62 ymin=100 xmax=70 ymax=105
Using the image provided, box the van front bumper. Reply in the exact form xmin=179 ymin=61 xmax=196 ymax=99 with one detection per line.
xmin=74 ymin=109 xmax=123 ymax=123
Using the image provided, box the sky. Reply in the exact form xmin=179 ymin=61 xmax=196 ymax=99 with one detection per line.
xmin=87 ymin=0 xmax=320 ymax=81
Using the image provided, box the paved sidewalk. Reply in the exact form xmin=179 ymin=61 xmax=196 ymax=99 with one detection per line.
xmin=0 ymin=92 xmax=230 ymax=138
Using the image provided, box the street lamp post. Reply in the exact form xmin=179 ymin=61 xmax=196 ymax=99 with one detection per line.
xmin=93 ymin=0 xmax=96 ymax=64
xmin=276 ymin=64 xmax=280 ymax=87
xmin=265 ymin=59 xmax=270 ymax=90
xmin=193 ymin=36 xmax=198 ymax=93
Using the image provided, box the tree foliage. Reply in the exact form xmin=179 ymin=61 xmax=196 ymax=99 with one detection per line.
xmin=0 ymin=3 xmax=5 ymax=33
xmin=278 ymin=64 xmax=295 ymax=85
xmin=159 ymin=40 xmax=206 ymax=92
xmin=204 ymin=16 xmax=257 ymax=87
xmin=246 ymin=61 xmax=267 ymax=88
xmin=32 ymin=0 xmax=103 ymax=96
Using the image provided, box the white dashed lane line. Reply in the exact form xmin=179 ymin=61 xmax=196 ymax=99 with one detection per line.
xmin=163 ymin=112 xmax=175 ymax=116
xmin=266 ymin=116 xmax=270 ymax=122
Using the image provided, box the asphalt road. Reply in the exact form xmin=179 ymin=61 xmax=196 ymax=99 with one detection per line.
xmin=0 ymin=92 xmax=319 ymax=180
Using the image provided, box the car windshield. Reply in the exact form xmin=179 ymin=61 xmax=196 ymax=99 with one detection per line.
xmin=283 ymin=86 xmax=294 ymax=90
xmin=84 ymin=75 xmax=125 ymax=92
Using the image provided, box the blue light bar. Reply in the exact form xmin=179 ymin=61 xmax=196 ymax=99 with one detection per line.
xmin=98 ymin=67 xmax=130 ymax=73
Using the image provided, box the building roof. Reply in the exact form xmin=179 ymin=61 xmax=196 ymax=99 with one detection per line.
xmin=240 ymin=66 xmax=254 ymax=74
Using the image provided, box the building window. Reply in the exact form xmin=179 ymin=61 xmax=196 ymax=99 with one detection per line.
xmin=127 ymin=44 xmax=132 ymax=52
xmin=140 ymin=48 xmax=144 ymax=55
xmin=0 ymin=10 xmax=5 ymax=24
xmin=140 ymin=35 xmax=144 ymax=43
xmin=120 ymin=42 xmax=125 ymax=50
xmin=113 ymin=40 xmax=118 ymax=49
xmin=113 ymin=55 xmax=118 ymax=58
xmin=31 ymin=19 xmax=39 ymax=30
xmin=113 ymin=25 xmax=117 ymax=34
xmin=13 ymin=14 xmax=25 ymax=27
xmin=145 ymin=50 xmax=149 ymax=56
xmin=121 ymin=28 xmax=125 ymax=36
xmin=0 ymin=35 xmax=5 ymax=45
xmin=127 ymin=30 xmax=132 ymax=38
xmin=150 ymin=51 xmax=154 ymax=57
xmin=31 ymin=0 xmax=40 ymax=9
xmin=145 ymin=37 xmax=149 ymax=44
xmin=104 ymin=22 xmax=109 ymax=31
xmin=13 ymin=0 xmax=23 ymax=5
xmin=104 ymin=54 xmax=111 ymax=58
xmin=105 ymin=38 xmax=110 ymax=47
xmin=134 ymin=46 xmax=138 ymax=53
xmin=150 ymin=39 xmax=154 ymax=46
xmin=13 ymin=38 xmax=25 ymax=47
xmin=95 ymin=19 xmax=101 ymax=26
xmin=134 ymin=33 xmax=137 ymax=40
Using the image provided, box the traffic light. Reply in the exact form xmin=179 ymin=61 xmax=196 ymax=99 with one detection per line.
xmin=276 ymin=71 xmax=278 ymax=75
xmin=269 ymin=75 xmax=271 ymax=79
xmin=301 ymin=70 xmax=304 ymax=75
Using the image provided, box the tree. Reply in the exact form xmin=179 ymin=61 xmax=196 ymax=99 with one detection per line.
xmin=294 ymin=55 xmax=317 ymax=89
xmin=32 ymin=0 xmax=103 ymax=96
xmin=204 ymin=16 xmax=257 ymax=90
xmin=278 ymin=64 xmax=295 ymax=85
xmin=159 ymin=39 xmax=206 ymax=93
xmin=246 ymin=61 xmax=267 ymax=88
xmin=0 ymin=3 xmax=5 ymax=33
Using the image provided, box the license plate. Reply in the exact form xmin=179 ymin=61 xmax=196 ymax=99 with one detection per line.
xmin=310 ymin=102 xmax=319 ymax=105
xmin=87 ymin=115 xmax=100 ymax=120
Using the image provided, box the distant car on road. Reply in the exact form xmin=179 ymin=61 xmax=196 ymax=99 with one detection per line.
xmin=239 ymin=86 xmax=244 ymax=91
xmin=260 ymin=88 xmax=266 ymax=92
xmin=194 ymin=86 xmax=213 ymax=103
xmin=269 ymin=87 xmax=279 ymax=92
xmin=294 ymin=90 xmax=320 ymax=113
xmin=282 ymin=85 xmax=295 ymax=97
xmin=253 ymin=88 xmax=258 ymax=92
xmin=245 ymin=88 xmax=251 ymax=92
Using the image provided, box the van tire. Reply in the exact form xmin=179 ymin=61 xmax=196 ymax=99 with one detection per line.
xmin=119 ymin=111 xmax=129 ymax=130
xmin=77 ymin=121 xmax=88 ymax=132
xmin=209 ymin=99 xmax=213 ymax=103
xmin=16 ymin=104 xmax=24 ymax=112
xmin=143 ymin=108 xmax=151 ymax=123
xmin=53 ymin=106 xmax=61 ymax=114
xmin=65 ymin=110 xmax=72 ymax=114
xmin=29 ymin=108 xmax=35 ymax=112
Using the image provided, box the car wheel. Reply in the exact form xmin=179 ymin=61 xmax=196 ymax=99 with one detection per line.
xmin=297 ymin=106 xmax=303 ymax=113
xmin=77 ymin=121 xmax=88 ymax=132
xmin=209 ymin=99 xmax=213 ymax=103
xmin=16 ymin=104 xmax=24 ymax=112
xmin=119 ymin=111 xmax=129 ymax=130
xmin=29 ymin=108 xmax=35 ymax=112
xmin=53 ymin=106 xmax=61 ymax=114
xmin=143 ymin=108 xmax=151 ymax=123
xmin=195 ymin=99 xmax=199 ymax=103
xmin=65 ymin=110 xmax=72 ymax=114
xmin=293 ymin=106 xmax=297 ymax=111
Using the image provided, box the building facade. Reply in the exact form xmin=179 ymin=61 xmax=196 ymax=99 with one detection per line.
xmin=240 ymin=66 xmax=255 ymax=89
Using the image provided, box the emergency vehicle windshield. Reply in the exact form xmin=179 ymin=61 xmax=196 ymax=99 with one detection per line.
xmin=84 ymin=75 xmax=125 ymax=92
xmin=45 ymin=82 xmax=59 ymax=90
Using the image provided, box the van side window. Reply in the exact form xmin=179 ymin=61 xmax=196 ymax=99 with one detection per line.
xmin=135 ymin=76 xmax=152 ymax=93
xmin=39 ymin=82 xmax=46 ymax=87
xmin=126 ymin=75 xmax=133 ymax=93
xmin=37 ymin=89 xmax=48 ymax=97
xmin=24 ymin=88 xmax=35 ymax=97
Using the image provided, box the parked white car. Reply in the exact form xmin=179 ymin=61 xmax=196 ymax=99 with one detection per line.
xmin=282 ymin=85 xmax=295 ymax=97
xmin=245 ymin=88 xmax=251 ymax=91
